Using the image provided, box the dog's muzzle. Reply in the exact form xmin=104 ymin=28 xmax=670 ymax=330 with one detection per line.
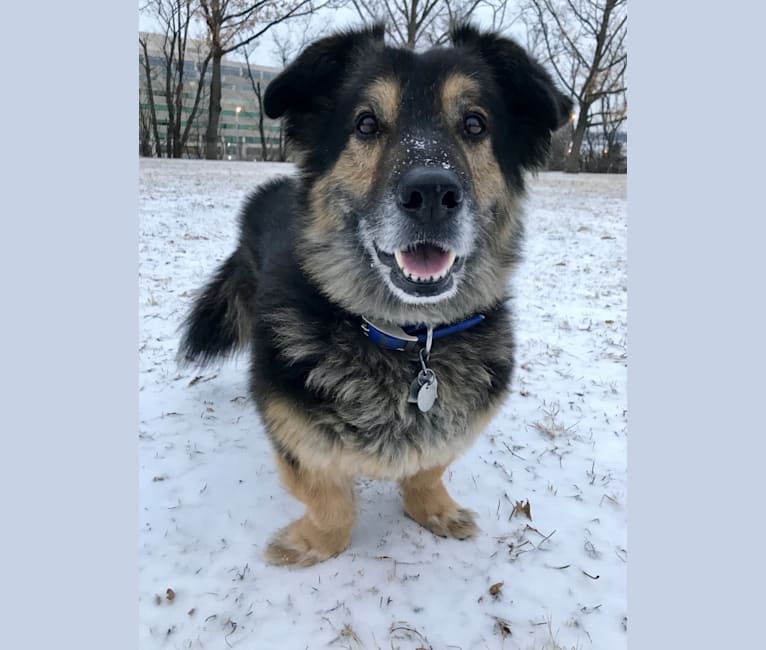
xmin=367 ymin=166 xmax=471 ymax=301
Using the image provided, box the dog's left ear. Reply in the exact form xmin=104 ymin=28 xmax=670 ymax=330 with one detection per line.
xmin=264 ymin=25 xmax=385 ymax=148
xmin=451 ymin=23 xmax=573 ymax=168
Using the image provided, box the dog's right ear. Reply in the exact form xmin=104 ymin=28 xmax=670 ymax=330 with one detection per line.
xmin=451 ymin=23 xmax=573 ymax=170
xmin=264 ymin=25 xmax=385 ymax=121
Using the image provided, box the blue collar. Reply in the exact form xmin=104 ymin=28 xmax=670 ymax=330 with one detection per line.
xmin=361 ymin=314 xmax=486 ymax=351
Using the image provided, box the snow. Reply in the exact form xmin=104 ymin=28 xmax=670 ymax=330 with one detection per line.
xmin=139 ymin=158 xmax=627 ymax=649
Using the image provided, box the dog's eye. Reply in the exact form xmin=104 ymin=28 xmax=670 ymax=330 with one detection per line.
xmin=355 ymin=113 xmax=379 ymax=138
xmin=463 ymin=113 xmax=487 ymax=136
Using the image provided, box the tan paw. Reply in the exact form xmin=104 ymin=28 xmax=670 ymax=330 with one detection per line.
xmin=407 ymin=506 xmax=479 ymax=540
xmin=263 ymin=518 xmax=350 ymax=567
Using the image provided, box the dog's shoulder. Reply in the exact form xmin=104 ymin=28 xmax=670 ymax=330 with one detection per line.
xmin=239 ymin=175 xmax=298 ymax=243
xmin=236 ymin=175 xmax=301 ymax=279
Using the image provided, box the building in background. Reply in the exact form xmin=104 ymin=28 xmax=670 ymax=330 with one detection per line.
xmin=139 ymin=32 xmax=283 ymax=160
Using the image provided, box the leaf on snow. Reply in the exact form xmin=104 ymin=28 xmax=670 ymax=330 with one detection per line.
xmin=511 ymin=499 xmax=532 ymax=520
xmin=495 ymin=617 xmax=512 ymax=637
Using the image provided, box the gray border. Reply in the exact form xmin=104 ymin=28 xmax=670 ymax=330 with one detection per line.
xmin=7 ymin=2 xmax=764 ymax=647
xmin=2 ymin=4 xmax=137 ymax=648
xmin=630 ymin=2 xmax=765 ymax=647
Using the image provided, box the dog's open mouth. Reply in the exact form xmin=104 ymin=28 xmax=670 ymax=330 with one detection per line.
xmin=374 ymin=242 xmax=463 ymax=297
xmin=394 ymin=244 xmax=456 ymax=282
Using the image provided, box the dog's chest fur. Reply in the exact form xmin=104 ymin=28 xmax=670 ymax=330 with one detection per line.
xmin=253 ymin=295 xmax=514 ymax=474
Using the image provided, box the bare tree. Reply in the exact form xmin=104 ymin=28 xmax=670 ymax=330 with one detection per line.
xmin=479 ymin=0 xmax=526 ymax=34
xmin=351 ymin=0 xmax=435 ymax=48
xmin=589 ymin=88 xmax=626 ymax=171
xmin=164 ymin=10 xmax=212 ymax=158
xmin=139 ymin=104 xmax=155 ymax=157
xmin=526 ymin=0 xmax=626 ymax=172
xmin=350 ymin=0 xmax=465 ymax=48
xmin=139 ymin=1 xmax=212 ymax=158
xmin=198 ymin=0 xmax=325 ymax=160
xmin=598 ymin=89 xmax=627 ymax=151
xmin=349 ymin=0 xmax=524 ymax=49
xmin=139 ymin=35 xmax=165 ymax=158
xmin=243 ymin=48 xmax=270 ymax=160
xmin=139 ymin=34 xmax=164 ymax=158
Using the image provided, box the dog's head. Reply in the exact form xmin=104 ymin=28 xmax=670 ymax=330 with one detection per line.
xmin=264 ymin=23 xmax=572 ymax=324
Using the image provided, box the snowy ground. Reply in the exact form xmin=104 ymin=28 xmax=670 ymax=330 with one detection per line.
xmin=139 ymin=159 xmax=627 ymax=650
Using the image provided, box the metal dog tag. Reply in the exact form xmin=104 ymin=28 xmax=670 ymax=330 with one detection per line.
xmin=407 ymin=374 xmax=423 ymax=403
xmin=407 ymin=368 xmax=438 ymax=412
xmin=417 ymin=372 xmax=438 ymax=412
xmin=407 ymin=331 xmax=438 ymax=412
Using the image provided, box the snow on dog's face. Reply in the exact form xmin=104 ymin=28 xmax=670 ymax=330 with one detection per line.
xmin=264 ymin=24 xmax=572 ymax=325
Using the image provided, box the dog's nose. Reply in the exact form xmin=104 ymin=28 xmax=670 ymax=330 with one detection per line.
xmin=397 ymin=167 xmax=463 ymax=224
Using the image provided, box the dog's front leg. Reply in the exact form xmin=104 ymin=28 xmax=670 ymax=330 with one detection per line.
xmin=400 ymin=465 xmax=478 ymax=539
xmin=265 ymin=453 xmax=356 ymax=567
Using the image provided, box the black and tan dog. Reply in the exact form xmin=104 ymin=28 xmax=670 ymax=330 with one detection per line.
xmin=179 ymin=23 xmax=572 ymax=566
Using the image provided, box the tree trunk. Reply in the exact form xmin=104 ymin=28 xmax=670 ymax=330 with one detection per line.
xmin=407 ymin=0 xmax=418 ymax=49
xmin=139 ymin=109 xmax=153 ymax=157
xmin=140 ymin=39 xmax=163 ymax=158
xmin=205 ymin=48 xmax=223 ymax=160
xmin=180 ymin=56 xmax=211 ymax=157
xmin=565 ymin=108 xmax=589 ymax=174
xmin=172 ymin=74 xmax=184 ymax=158
xmin=257 ymin=84 xmax=268 ymax=161
xmin=278 ymin=123 xmax=286 ymax=162
xmin=164 ymin=51 xmax=175 ymax=158
xmin=245 ymin=55 xmax=268 ymax=161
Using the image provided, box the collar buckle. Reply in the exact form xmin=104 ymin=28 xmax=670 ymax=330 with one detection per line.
xmin=361 ymin=314 xmax=485 ymax=351
xmin=361 ymin=317 xmax=419 ymax=351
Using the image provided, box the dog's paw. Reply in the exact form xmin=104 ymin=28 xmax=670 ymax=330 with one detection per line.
xmin=264 ymin=529 xmax=326 ymax=567
xmin=263 ymin=518 xmax=350 ymax=567
xmin=409 ymin=506 xmax=479 ymax=540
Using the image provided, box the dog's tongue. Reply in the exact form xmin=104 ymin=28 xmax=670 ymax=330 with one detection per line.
xmin=400 ymin=243 xmax=451 ymax=277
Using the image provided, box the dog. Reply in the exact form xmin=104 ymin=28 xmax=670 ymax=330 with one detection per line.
xmin=179 ymin=22 xmax=572 ymax=566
